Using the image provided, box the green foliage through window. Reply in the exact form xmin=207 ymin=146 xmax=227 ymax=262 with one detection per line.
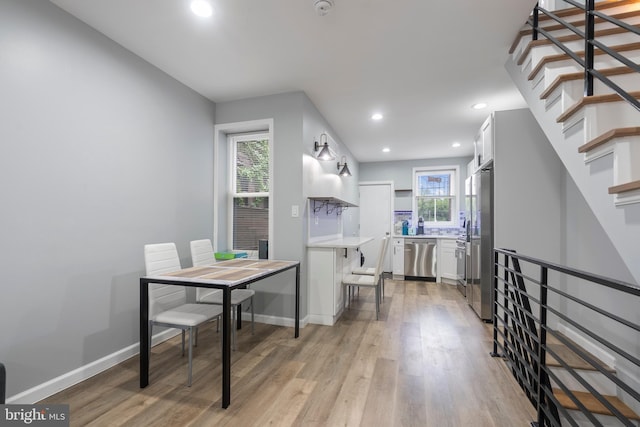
xmin=414 ymin=169 xmax=456 ymax=224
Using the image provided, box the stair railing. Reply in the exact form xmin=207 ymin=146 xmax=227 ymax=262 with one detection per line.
xmin=528 ymin=0 xmax=640 ymax=112
xmin=492 ymin=248 xmax=640 ymax=427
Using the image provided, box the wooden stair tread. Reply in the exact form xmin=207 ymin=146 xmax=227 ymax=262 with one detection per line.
xmin=545 ymin=332 xmax=615 ymax=372
xmin=528 ymin=41 xmax=640 ymax=81
xmin=553 ymin=389 xmax=640 ymax=420
xmin=537 ymin=0 xmax=639 ymax=22
xmin=609 ymin=179 xmax=640 ymax=194
xmin=517 ymin=26 xmax=632 ymax=65
xmin=509 ymin=9 xmax=640 ymax=54
xmin=579 ymin=127 xmax=640 ymax=153
xmin=540 ymin=66 xmax=635 ymax=100
xmin=556 ymin=91 xmax=640 ymax=123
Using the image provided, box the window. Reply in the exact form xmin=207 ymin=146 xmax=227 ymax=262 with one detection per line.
xmin=230 ymin=133 xmax=270 ymax=251
xmin=413 ymin=167 xmax=457 ymax=226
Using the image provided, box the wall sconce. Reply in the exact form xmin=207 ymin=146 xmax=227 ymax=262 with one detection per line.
xmin=337 ymin=156 xmax=352 ymax=177
xmin=314 ymin=133 xmax=336 ymax=161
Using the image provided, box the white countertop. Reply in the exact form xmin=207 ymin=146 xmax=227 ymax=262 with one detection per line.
xmin=393 ymin=234 xmax=459 ymax=239
xmin=307 ymin=236 xmax=374 ymax=248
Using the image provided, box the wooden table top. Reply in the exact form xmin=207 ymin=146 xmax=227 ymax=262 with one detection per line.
xmin=146 ymin=259 xmax=299 ymax=285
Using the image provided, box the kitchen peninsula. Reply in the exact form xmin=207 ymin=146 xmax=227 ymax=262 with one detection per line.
xmin=307 ymin=235 xmax=373 ymax=325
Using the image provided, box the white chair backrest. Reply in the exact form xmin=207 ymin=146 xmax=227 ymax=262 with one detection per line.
xmin=190 ymin=239 xmax=215 ymax=267
xmin=144 ymin=243 xmax=185 ymax=319
xmin=190 ymin=239 xmax=221 ymax=302
xmin=373 ymin=236 xmax=389 ymax=280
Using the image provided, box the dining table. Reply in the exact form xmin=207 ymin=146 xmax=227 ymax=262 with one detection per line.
xmin=139 ymin=258 xmax=300 ymax=408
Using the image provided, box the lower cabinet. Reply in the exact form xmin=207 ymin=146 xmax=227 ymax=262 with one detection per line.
xmin=308 ymin=247 xmax=358 ymax=325
xmin=392 ymin=238 xmax=404 ymax=279
xmin=438 ymin=239 xmax=457 ymax=283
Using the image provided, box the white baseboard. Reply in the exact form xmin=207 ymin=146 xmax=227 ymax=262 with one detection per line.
xmin=6 ymin=329 xmax=179 ymax=404
xmin=241 ymin=312 xmax=309 ymax=329
xmin=557 ymin=324 xmax=616 ymax=369
xmin=7 ymin=316 xmax=307 ymax=405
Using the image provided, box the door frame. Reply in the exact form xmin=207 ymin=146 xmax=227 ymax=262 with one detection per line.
xmin=358 ymin=181 xmax=395 ymax=272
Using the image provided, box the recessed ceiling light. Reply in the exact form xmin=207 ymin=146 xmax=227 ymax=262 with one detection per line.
xmin=382 ymin=147 xmax=390 ymax=153
xmin=471 ymin=102 xmax=487 ymax=110
xmin=191 ymin=0 xmax=213 ymax=17
xmin=452 ymin=142 xmax=461 ymax=148
xmin=371 ymin=113 xmax=383 ymax=121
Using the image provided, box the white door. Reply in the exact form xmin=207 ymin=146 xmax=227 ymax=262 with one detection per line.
xmin=359 ymin=182 xmax=393 ymax=271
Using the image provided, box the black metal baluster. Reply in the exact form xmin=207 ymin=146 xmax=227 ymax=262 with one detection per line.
xmin=585 ymin=0 xmax=595 ymax=96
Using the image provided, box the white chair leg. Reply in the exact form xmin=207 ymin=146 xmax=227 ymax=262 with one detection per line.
xmin=187 ymin=327 xmax=193 ymax=387
xmin=232 ymin=305 xmax=237 ymax=351
xmin=343 ymin=284 xmax=348 ymax=310
xmin=148 ymin=322 xmax=153 ymax=364
xmin=250 ymin=296 xmax=255 ymax=335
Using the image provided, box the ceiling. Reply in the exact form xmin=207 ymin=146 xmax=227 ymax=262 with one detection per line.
xmin=49 ymin=0 xmax=536 ymax=163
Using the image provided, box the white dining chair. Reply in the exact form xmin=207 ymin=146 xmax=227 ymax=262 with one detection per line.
xmin=342 ymin=235 xmax=387 ymax=320
xmin=190 ymin=239 xmax=255 ymax=350
xmin=144 ymin=242 xmax=223 ymax=386
xmin=352 ymin=235 xmax=391 ymax=299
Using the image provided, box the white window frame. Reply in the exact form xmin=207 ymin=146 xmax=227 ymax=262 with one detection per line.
xmin=412 ymin=165 xmax=459 ymax=228
xmin=213 ymin=119 xmax=274 ymax=258
xmin=228 ymin=132 xmax=270 ymax=255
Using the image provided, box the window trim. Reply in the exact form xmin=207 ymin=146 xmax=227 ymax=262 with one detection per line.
xmin=228 ymin=132 xmax=271 ymax=255
xmin=213 ymin=119 xmax=274 ymax=258
xmin=412 ymin=165 xmax=459 ymax=227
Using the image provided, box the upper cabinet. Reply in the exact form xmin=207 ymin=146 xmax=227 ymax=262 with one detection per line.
xmin=474 ymin=113 xmax=494 ymax=171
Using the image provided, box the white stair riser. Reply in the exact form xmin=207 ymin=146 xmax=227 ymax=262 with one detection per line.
xmin=613 ymin=137 xmax=640 ymax=183
xmin=561 ymin=101 xmax=640 ymax=142
xmin=543 ymin=73 xmax=640 ymax=111
xmin=511 ymin=12 xmax=640 ymax=61
xmin=527 ymin=49 xmax=640 ymax=87
xmin=540 ymin=0 xmax=640 ymax=16
xmin=549 ymin=367 xmax=618 ymax=395
xmin=522 ymin=32 xmax=640 ymax=72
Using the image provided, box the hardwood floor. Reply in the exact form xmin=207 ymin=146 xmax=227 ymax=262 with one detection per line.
xmin=41 ymin=280 xmax=536 ymax=426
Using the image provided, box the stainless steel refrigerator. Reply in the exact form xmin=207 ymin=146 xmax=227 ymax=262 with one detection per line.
xmin=467 ymin=166 xmax=494 ymax=321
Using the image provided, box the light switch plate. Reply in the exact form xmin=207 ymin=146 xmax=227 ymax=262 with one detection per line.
xmin=291 ymin=205 xmax=299 ymax=217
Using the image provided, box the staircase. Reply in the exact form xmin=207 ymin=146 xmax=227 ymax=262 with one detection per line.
xmin=504 ymin=0 xmax=640 ymax=286
xmin=546 ymin=332 xmax=640 ymax=426
xmin=492 ymin=249 xmax=640 ymax=427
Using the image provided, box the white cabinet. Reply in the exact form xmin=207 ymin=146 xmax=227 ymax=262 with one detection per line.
xmin=392 ymin=238 xmax=404 ymax=279
xmin=437 ymin=239 xmax=457 ymax=283
xmin=308 ymin=247 xmax=359 ymax=325
xmin=474 ymin=113 xmax=494 ymax=170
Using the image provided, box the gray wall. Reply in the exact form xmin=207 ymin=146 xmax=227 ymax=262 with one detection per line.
xmin=493 ymin=109 xmax=634 ymax=282
xmin=215 ymin=92 xmax=306 ymax=319
xmin=0 ymin=0 xmax=215 ymax=399
xmin=215 ymin=92 xmax=359 ymax=322
xmin=493 ymin=109 xmax=565 ymax=261
xmin=360 ymin=156 xmax=473 ymax=219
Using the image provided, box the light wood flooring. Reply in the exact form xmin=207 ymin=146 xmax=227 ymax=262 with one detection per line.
xmin=41 ymin=280 xmax=536 ymax=426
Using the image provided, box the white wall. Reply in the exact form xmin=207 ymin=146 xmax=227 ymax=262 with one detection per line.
xmin=0 ymin=0 xmax=216 ymax=400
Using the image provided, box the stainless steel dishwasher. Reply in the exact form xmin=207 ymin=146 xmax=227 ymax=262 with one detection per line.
xmin=404 ymin=239 xmax=437 ymax=280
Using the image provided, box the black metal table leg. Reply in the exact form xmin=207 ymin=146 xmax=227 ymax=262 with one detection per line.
xmin=295 ymin=264 xmax=300 ymax=338
xmin=236 ymin=304 xmax=242 ymax=330
xmin=222 ymin=287 xmax=231 ymax=408
xmin=139 ymin=279 xmax=149 ymax=388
